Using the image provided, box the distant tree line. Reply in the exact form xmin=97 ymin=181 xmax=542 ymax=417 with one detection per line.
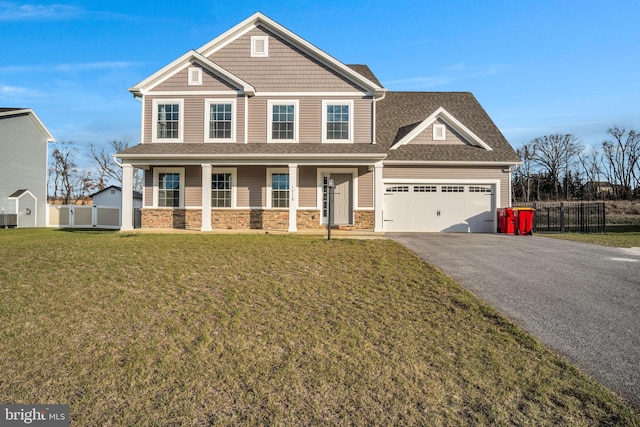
xmin=47 ymin=139 xmax=143 ymax=204
xmin=513 ymin=126 xmax=639 ymax=202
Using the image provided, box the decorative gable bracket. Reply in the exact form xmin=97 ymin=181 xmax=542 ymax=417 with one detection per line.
xmin=390 ymin=107 xmax=493 ymax=151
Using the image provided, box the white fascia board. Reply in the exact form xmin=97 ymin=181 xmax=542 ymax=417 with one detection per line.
xmin=390 ymin=107 xmax=492 ymax=151
xmin=383 ymin=160 xmax=522 ymax=166
xmin=129 ymin=51 xmax=255 ymax=96
xmin=118 ymin=152 xmax=387 ymax=161
xmin=196 ymin=12 xmax=385 ymax=95
xmin=0 ymin=109 xmax=55 ymax=141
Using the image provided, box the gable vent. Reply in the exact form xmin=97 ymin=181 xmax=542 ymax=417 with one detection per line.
xmin=251 ymin=36 xmax=269 ymax=57
xmin=188 ymin=66 xmax=202 ymax=85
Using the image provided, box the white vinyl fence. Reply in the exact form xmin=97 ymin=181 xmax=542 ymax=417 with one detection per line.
xmin=47 ymin=205 xmax=121 ymax=229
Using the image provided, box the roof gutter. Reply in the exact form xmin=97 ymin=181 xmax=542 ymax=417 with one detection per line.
xmin=383 ymin=160 xmax=523 ymax=166
xmin=118 ymin=152 xmax=388 ymax=161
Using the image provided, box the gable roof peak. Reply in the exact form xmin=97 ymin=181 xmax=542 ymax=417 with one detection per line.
xmin=390 ymin=106 xmax=493 ymax=151
xmin=128 ymin=50 xmax=256 ymax=96
xmin=196 ymin=12 xmax=386 ymax=95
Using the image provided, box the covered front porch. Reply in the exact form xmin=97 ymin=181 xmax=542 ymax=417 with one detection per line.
xmin=118 ymin=146 xmax=386 ymax=232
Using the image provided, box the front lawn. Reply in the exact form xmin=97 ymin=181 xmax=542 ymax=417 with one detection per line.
xmin=1 ymin=229 xmax=637 ymax=425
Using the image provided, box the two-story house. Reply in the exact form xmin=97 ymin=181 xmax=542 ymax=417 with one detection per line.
xmin=0 ymin=108 xmax=55 ymax=227
xmin=117 ymin=12 xmax=520 ymax=233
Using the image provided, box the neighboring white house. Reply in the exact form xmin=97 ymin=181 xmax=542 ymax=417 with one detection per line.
xmin=0 ymin=108 xmax=55 ymax=227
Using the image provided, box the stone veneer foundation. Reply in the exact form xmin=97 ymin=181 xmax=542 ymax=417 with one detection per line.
xmin=141 ymin=208 xmax=374 ymax=231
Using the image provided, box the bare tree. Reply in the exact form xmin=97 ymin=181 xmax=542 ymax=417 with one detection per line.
xmin=90 ymin=139 xmax=143 ymax=192
xmin=601 ymin=127 xmax=640 ymax=200
xmin=90 ymin=139 xmax=129 ymax=189
xmin=529 ymin=134 xmax=583 ymax=200
xmin=49 ymin=141 xmax=82 ymax=204
xmin=513 ymin=142 xmax=535 ymax=202
xmin=578 ymin=146 xmax=603 ymax=200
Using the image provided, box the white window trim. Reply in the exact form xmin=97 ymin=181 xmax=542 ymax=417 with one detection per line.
xmin=321 ymin=100 xmax=354 ymax=143
xmin=433 ymin=123 xmax=446 ymax=141
xmin=151 ymin=98 xmax=184 ymax=143
xmin=153 ymin=167 xmax=185 ymax=208
xmin=251 ymin=35 xmax=269 ymax=57
xmin=188 ymin=66 xmax=202 ymax=86
xmin=267 ymin=100 xmax=299 ymax=143
xmin=210 ymin=167 xmax=237 ymax=209
xmin=204 ymin=98 xmax=237 ymax=143
xmin=266 ymin=168 xmax=290 ymax=209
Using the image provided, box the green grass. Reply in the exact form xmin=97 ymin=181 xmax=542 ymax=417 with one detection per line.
xmin=540 ymin=225 xmax=640 ymax=247
xmin=1 ymin=229 xmax=638 ymax=425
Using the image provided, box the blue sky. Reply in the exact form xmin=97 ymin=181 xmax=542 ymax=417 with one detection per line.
xmin=1 ymin=0 xmax=639 ymax=169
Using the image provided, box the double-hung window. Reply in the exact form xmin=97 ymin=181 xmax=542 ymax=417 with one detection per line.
xmin=211 ymin=172 xmax=233 ymax=208
xmin=152 ymin=99 xmax=184 ymax=142
xmin=154 ymin=168 xmax=184 ymax=208
xmin=267 ymin=100 xmax=298 ymax=142
xmin=205 ymin=99 xmax=235 ymax=142
xmin=322 ymin=100 xmax=354 ymax=143
xmin=268 ymin=169 xmax=290 ymax=208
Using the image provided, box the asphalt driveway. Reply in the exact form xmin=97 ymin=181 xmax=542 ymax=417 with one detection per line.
xmin=389 ymin=233 xmax=640 ymax=408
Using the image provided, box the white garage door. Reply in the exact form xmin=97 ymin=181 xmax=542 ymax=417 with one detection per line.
xmin=383 ymin=184 xmax=495 ymax=232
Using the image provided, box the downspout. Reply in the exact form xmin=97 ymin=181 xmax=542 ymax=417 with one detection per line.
xmin=372 ymin=90 xmax=386 ymax=144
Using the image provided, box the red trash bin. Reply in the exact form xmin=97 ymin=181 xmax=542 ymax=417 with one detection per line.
xmin=497 ymin=207 xmax=516 ymax=234
xmin=514 ymin=208 xmax=535 ymax=235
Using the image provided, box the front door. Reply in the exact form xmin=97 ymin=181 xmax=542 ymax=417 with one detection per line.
xmin=331 ymin=173 xmax=352 ymax=225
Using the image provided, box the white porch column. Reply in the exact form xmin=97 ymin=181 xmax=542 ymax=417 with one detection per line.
xmin=121 ymin=163 xmax=134 ymax=231
xmin=373 ymin=161 xmax=384 ymax=232
xmin=201 ymin=164 xmax=212 ymax=231
xmin=288 ymin=163 xmax=298 ymax=232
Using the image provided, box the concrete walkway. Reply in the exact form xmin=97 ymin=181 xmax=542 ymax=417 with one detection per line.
xmin=389 ymin=233 xmax=640 ymax=408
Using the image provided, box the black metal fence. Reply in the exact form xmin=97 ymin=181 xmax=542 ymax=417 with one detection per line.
xmin=514 ymin=202 xmax=605 ymax=233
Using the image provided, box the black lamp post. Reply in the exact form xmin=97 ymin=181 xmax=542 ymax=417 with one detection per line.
xmin=327 ymin=177 xmax=335 ymax=240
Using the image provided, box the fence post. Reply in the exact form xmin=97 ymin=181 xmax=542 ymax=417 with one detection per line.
xmin=560 ymin=202 xmax=565 ymax=233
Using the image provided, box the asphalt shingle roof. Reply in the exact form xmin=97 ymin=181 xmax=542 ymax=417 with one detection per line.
xmin=346 ymin=65 xmax=383 ymax=87
xmin=376 ymin=92 xmax=520 ymax=163
xmin=118 ymin=143 xmax=388 ymax=157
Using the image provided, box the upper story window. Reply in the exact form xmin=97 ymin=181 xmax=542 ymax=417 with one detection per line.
xmin=205 ymin=99 xmax=236 ymax=142
xmin=152 ymin=99 xmax=184 ymax=143
xmin=153 ymin=168 xmax=184 ymax=208
xmin=433 ymin=123 xmax=446 ymax=140
xmin=322 ymin=100 xmax=354 ymax=143
xmin=251 ymin=36 xmax=269 ymax=57
xmin=267 ymin=100 xmax=298 ymax=143
xmin=188 ymin=66 xmax=202 ymax=85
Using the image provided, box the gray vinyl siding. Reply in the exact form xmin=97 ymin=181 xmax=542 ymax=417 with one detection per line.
xmin=383 ymin=166 xmax=511 ymax=207
xmin=153 ymin=65 xmax=240 ymax=92
xmin=298 ymin=166 xmax=317 ymax=207
xmin=208 ymin=26 xmax=367 ymax=93
xmin=409 ymin=119 xmax=467 ymax=145
xmin=0 ymin=113 xmax=49 ymax=227
xmin=357 ymin=166 xmax=373 ymax=208
xmin=143 ymin=94 xmax=246 ymax=144
xmin=247 ymin=96 xmax=372 ymax=144
xmin=185 ymin=166 xmax=202 ymax=206
xmin=237 ymin=166 xmax=266 ymax=207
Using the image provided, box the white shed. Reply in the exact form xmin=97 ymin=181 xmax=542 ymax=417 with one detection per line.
xmin=91 ymin=185 xmax=142 ymax=209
